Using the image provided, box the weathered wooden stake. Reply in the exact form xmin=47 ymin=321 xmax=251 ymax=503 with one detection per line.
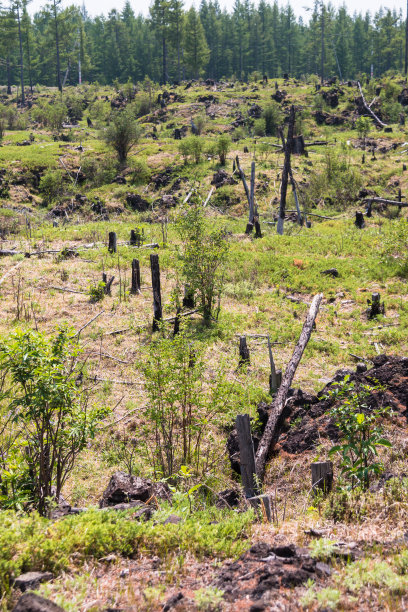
xmin=235 ymin=414 xmax=259 ymax=499
xmin=277 ymin=105 xmax=296 ymax=235
xmin=150 ymin=253 xmax=162 ymax=331
xmin=267 ymin=335 xmax=281 ymax=394
xmin=247 ymin=493 xmax=273 ymax=521
xmin=239 ymin=336 xmax=250 ymax=367
xmin=131 ymin=259 xmax=141 ymax=295
xmin=311 ymin=461 xmax=333 ymax=494
xmin=245 ymin=161 xmax=256 ymax=234
xmin=108 ymin=232 xmax=117 ymax=253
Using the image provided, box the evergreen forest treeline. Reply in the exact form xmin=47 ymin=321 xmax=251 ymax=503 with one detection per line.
xmin=0 ymin=0 xmax=406 ymax=90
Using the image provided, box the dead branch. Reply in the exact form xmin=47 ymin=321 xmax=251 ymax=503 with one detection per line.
xmin=255 ymin=293 xmax=323 ymax=481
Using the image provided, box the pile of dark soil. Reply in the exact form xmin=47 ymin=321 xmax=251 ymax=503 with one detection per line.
xmin=228 ymin=355 xmax=408 ymax=472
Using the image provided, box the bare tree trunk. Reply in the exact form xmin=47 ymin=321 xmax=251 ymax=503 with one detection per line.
xmin=17 ymin=5 xmax=25 ymax=106
xmin=277 ymin=105 xmax=295 ymax=235
xmin=255 ymin=293 xmax=323 ymax=481
xmin=53 ymin=0 xmax=62 ymax=92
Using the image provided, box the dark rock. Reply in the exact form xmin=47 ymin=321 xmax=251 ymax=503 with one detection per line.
xmin=163 ymin=514 xmax=182 ymax=525
xmin=162 ymin=592 xmax=184 ymax=611
xmin=126 ymin=193 xmax=150 ymax=212
xmin=356 ymin=362 xmax=367 ymax=373
xmin=153 ymin=194 xmax=178 ymax=209
xmin=321 ymin=268 xmax=338 ymax=277
xmin=272 ymin=90 xmax=286 ymax=103
xmin=112 ymin=175 xmax=126 ymax=185
xmin=248 ymin=104 xmax=262 ymax=118
xmin=211 ymin=169 xmax=237 ymax=189
xmin=13 ymin=593 xmax=64 ymax=612
xmin=322 ymin=88 xmax=340 ymax=108
xmin=272 ymin=544 xmax=296 ymax=558
xmin=249 ymin=542 xmax=274 ymax=558
xmin=151 ymin=168 xmax=173 ymax=189
xmin=99 ymin=472 xmax=171 ymax=508
xmin=217 ymin=488 xmax=240 ymax=508
xmin=14 ymin=572 xmax=54 ymax=592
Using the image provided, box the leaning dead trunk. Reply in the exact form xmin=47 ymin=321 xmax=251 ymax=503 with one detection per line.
xmin=255 ymin=293 xmax=323 ymax=481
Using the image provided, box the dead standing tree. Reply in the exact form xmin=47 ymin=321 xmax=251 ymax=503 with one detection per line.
xmin=235 ymin=157 xmax=262 ymax=237
xmin=255 ymin=293 xmax=323 ymax=481
xmin=277 ymin=105 xmax=296 ymax=235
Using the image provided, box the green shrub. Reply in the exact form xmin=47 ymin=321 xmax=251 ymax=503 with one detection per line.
xmin=215 ymin=134 xmax=231 ymax=165
xmin=88 ymin=281 xmax=105 ymax=303
xmin=179 ymin=135 xmax=203 ymax=164
xmin=39 ymin=169 xmax=65 ymax=205
xmin=0 ymin=328 xmax=108 ymax=515
xmin=327 ymin=376 xmax=391 ymax=490
xmin=129 ymin=158 xmax=152 ymax=185
xmin=82 ymin=155 xmax=118 ymax=187
xmin=356 ymin=116 xmax=371 ymax=138
xmin=262 ymin=102 xmax=282 ymax=136
xmin=253 ymin=118 xmax=266 ymax=136
xmin=64 ymin=93 xmax=86 ymax=123
xmin=101 ymin=110 xmax=142 ymax=164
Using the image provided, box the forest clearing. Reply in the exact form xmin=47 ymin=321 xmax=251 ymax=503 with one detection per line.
xmin=1 ymin=59 xmax=408 ymax=612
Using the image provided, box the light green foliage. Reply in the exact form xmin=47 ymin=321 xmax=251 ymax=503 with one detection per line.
xmin=0 ymin=328 xmax=108 ymax=515
xmin=194 ymin=587 xmax=224 ymax=611
xmin=32 ymin=101 xmax=68 ymax=131
xmin=101 ymin=110 xmax=142 ymax=164
xmin=380 ymin=218 xmax=408 ymax=278
xmin=303 ymin=150 xmax=362 ymax=209
xmin=129 ymin=158 xmax=152 ymax=185
xmin=194 ymin=113 xmax=207 ymax=135
xmin=39 ymin=169 xmax=65 ymax=205
xmin=262 ymin=102 xmax=282 ymax=136
xmin=356 ymin=116 xmax=371 ymax=138
xmin=215 ymin=134 xmax=231 ymax=165
xmin=142 ymin=326 xmax=241 ymax=478
xmin=253 ymin=118 xmax=266 ymax=136
xmin=395 ymin=550 xmax=408 ymax=575
xmin=301 ymin=581 xmax=341 ymax=610
xmin=64 ymin=93 xmax=86 ymax=123
xmin=176 ymin=203 xmax=229 ymax=322
xmin=309 ymin=538 xmax=338 ymax=561
xmin=0 ymin=507 xmax=253 ymax=594
xmin=179 ymin=135 xmax=203 ymax=164
xmin=88 ymin=281 xmax=105 ymax=303
xmin=340 ymin=559 xmax=408 ymax=594
xmin=328 ymin=376 xmax=391 ymax=490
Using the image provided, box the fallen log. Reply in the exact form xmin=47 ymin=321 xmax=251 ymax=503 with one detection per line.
xmin=357 ymin=82 xmax=388 ymax=129
xmin=255 ymin=293 xmax=323 ymax=481
xmin=364 ymin=197 xmax=408 ymax=207
xmin=0 ymin=260 xmax=24 ymax=286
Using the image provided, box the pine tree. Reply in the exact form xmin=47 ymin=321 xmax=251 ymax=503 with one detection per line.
xmin=183 ymin=7 xmax=209 ymax=79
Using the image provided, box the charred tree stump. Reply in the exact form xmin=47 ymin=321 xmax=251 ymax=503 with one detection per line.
xmin=235 ymin=414 xmax=259 ymax=499
xmin=183 ymin=284 xmax=195 ymax=308
xmin=108 ymin=232 xmax=117 ymax=253
xmin=131 ymin=259 xmax=141 ymax=295
xmin=173 ymin=306 xmax=181 ymax=336
xmin=150 ymin=253 xmax=163 ymax=331
xmin=239 ymin=336 xmax=250 ymax=368
xmin=311 ymin=461 xmax=333 ymax=494
xmin=277 ymin=105 xmax=296 ymax=235
xmin=367 ymin=292 xmax=385 ymax=319
xmin=254 ymin=217 xmax=262 ymax=238
xmin=102 ymin=273 xmax=115 ymax=295
xmin=291 ymin=135 xmax=305 ymax=155
xmin=130 ymin=229 xmax=143 ymax=247
xmin=355 ymin=211 xmax=365 ymax=229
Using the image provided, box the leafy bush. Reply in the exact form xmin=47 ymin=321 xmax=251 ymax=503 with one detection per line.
xmin=101 ymin=110 xmax=142 ymax=164
xmin=81 ymin=155 xmax=118 ymax=187
xmin=179 ymin=135 xmax=203 ymax=164
xmin=64 ymin=93 xmax=86 ymax=123
xmin=0 ymin=328 xmax=108 ymax=515
xmin=39 ymin=169 xmax=65 ymax=205
xmin=356 ymin=116 xmax=371 ymax=138
xmin=253 ymin=118 xmax=266 ymax=136
xmin=216 ymin=134 xmax=231 ymax=165
xmin=129 ymin=158 xmax=152 ymax=185
xmin=176 ymin=202 xmax=229 ymax=323
xmin=88 ymin=281 xmax=105 ymax=303
xmin=327 ymin=376 xmax=391 ymax=490
xmin=262 ymin=102 xmax=282 ymax=136
xmin=142 ymin=327 xmax=240 ymax=478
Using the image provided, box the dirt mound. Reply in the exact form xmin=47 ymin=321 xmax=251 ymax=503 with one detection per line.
xmin=215 ymin=541 xmax=332 ymax=606
xmin=227 ymin=355 xmax=408 ymax=470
